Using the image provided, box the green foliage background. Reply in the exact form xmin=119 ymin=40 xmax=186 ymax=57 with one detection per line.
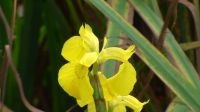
xmin=0 ymin=0 xmax=200 ymax=112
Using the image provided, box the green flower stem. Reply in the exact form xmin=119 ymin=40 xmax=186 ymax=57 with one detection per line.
xmin=89 ymin=63 xmax=107 ymax=112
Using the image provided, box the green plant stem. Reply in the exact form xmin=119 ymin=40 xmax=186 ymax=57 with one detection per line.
xmin=89 ymin=63 xmax=106 ymax=112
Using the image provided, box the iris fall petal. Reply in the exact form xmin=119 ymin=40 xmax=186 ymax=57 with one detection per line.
xmin=58 ymin=63 xmax=93 ymax=107
xmin=108 ymin=62 xmax=136 ymax=95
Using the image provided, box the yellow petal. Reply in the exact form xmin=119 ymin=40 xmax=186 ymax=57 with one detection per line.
xmin=108 ymin=62 xmax=136 ymax=95
xmin=79 ymin=24 xmax=99 ymax=52
xmin=120 ymin=95 xmax=148 ymax=112
xmin=98 ymin=45 xmax=135 ymax=63
xmin=87 ymin=103 xmax=96 ymax=112
xmin=102 ymin=37 xmax=108 ymax=50
xmin=112 ymin=105 xmax=126 ymax=112
xmin=109 ymin=95 xmax=147 ymax=112
xmin=80 ymin=52 xmax=98 ymax=67
xmin=125 ymin=45 xmax=135 ymax=59
xmin=77 ymin=76 xmax=94 ymax=107
xmin=108 ymin=98 xmax=126 ymax=112
xmin=58 ymin=63 xmax=93 ymax=107
xmin=61 ymin=36 xmax=87 ymax=62
xmin=98 ymin=72 xmax=115 ymax=101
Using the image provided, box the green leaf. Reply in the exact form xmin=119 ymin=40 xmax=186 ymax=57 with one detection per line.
xmin=0 ymin=0 xmax=12 ymax=65
xmin=103 ymin=0 xmax=131 ymax=77
xmin=129 ymin=0 xmax=200 ymax=88
xmin=180 ymin=41 xmax=200 ymax=51
xmin=5 ymin=0 xmax=43 ymax=111
xmin=166 ymin=97 xmax=192 ymax=112
xmin=43 ymin=0 xmax=75 ymax=111
xmin=88 ymin=0 xmax=200 ymax=111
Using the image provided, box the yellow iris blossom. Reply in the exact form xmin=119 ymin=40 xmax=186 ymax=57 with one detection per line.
xmin=58 ymin=24 xmax=147 ymax=111
xmin=87 ymin=63 xmax=148 ymax=112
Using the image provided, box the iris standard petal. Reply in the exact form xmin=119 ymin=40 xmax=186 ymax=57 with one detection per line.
xmin=80 ymin=52 xmax=98 ymax=67
xmin=61 ymin=36 xmax=87 ymax=62
xmin=98 ymin=45 xmax=135 ymax=63
xmin=79 ymin=24 xmax=99 ymax=52
xmin=108 ymin=62 xmax=136 ymax=95
xmin=58 ymin=63 xmax=93 ymax=107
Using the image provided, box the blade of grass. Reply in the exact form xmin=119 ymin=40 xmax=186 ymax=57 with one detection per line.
xmin=180 ymin=41 xmax=200 ymax=51
xmin=65 ymin=0 xmax=81 ymax=29
xmin=5 ymin=45 xmax=44 ymax=112
xmin=5 ymin=0 xmax=43 ymax=111
xmin=0 ymin=6 xmax=12 ymax=111
xmin=145 ymin=0 xmax=162 ymax=19
xmin=166 ymin=97 xmax=192 ymax=112
xmin=103 ymin=0 xmax=132 ymax=77
xmin=44 ymin=0 xmax=74 ymax=111
xmin=157 ymin=0 xmax=178 ymax=49
xmin=129 ymin=0 xmax=200 ymax=88
xmin=0 ymin=0 xmax=12 ymax=67
xmin=88 ymin=0 xmax=200 ymax=111
xmin=192 ymin=0 xmax=200 ymax=73
xmin=176 ymin=3 xmax=194 ymax=62
xmin=180 ymin=0 xmax=200 ymax=74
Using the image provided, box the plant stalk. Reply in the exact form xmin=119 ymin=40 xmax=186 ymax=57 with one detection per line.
xmin=89 ymin=63 xmax=107 ymax=112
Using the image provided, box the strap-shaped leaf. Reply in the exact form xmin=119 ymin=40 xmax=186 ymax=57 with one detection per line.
xmin=88 ymin=0 xmax=200 ymax=111
xmin=129 ymin=0 xmax=200 ymax=88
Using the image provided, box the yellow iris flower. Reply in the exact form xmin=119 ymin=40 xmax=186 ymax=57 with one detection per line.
xmin=87 ymin=63 xmax=148 ymax=112
xmin=58 ymin=24 xmax=147 ymax=111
